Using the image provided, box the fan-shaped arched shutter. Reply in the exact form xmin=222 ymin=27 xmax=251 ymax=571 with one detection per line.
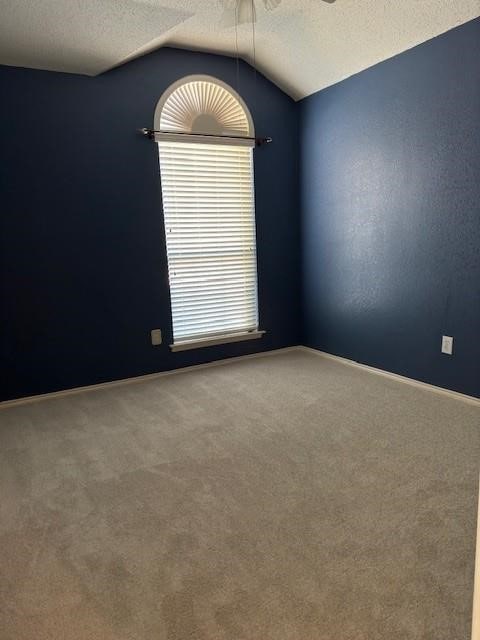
xmin=154 ymin=75 xmax=254 ymax=146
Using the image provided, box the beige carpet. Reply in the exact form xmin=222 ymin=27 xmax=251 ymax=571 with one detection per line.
xmin=0 ymin=348 xmax=479 ymax=640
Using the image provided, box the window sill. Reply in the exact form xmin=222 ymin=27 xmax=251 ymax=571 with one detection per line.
xmin=170 ymin=330 xmax=265 ymax=352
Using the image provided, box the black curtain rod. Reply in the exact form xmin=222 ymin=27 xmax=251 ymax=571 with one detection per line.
xmin=139 ymin=128 xmax=272 ymax=146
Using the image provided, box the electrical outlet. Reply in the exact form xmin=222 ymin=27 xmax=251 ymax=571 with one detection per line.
xmin=441 ymin=335 xmax=453 ymax=355
xmin=150 ymin=329 xmax=162 ymax=346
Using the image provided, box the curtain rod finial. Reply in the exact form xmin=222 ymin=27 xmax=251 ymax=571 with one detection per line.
xmin=139 ymin=128 xmax=154 ymax=139
xmin=256 ymin=136 xmax=273 ymax=147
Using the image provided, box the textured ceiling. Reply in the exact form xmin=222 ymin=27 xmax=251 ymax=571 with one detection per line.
xmin=0 ymin=0 xmax=479 ymax=99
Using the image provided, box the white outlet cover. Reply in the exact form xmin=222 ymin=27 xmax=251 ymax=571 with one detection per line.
xmin=151 ymin=329 xmax=162 ymax=346
xmin=441 ymin=335 xmax=453 ymax=355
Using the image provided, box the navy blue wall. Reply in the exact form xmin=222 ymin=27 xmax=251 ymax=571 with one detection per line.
xmin=300 ymin=18 xmax=480 ymax=398
xmin=3 ymin=19 xmax=479 ymax=402
xmin=0 ymin=48 xmax=300 ymax=400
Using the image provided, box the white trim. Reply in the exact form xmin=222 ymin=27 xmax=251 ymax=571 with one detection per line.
xmin=170 ymin=330 xmax=265 ymax=352
xmin=0 ymin=346 xmax=296 ymax=409
xmin=2 ymin=345 xmax=478 ymax=409
xmin=298 ymin=346 xmax=480 ymax=407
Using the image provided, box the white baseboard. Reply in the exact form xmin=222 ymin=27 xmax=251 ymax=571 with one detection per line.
xmin=2 ymin=345 xmax=479 ymax=409
xmin=0 ymin=346 xmax=299 ymax=409
xmin=298 ymin=346 xmax=480 ymax=407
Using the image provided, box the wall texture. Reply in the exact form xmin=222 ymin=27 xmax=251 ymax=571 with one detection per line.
xmin=300 ymin=18 xmax=480 ymax=398
xmin=0 ymin=49 xmax=300 ymax=400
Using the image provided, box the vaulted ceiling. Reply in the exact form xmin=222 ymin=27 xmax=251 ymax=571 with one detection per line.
xmin=0 ymin=0 xmax=479 ymax=100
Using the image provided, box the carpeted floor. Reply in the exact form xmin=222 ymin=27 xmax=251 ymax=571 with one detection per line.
xmin=0 ymin=348 xmax=479 ymax=640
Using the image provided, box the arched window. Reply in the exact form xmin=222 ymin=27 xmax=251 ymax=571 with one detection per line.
xmin=155 ymin=76 xmax=262 ymax=350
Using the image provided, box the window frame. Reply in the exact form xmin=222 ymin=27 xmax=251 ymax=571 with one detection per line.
xmin=154 ymin=76 xmax=264 ymax=351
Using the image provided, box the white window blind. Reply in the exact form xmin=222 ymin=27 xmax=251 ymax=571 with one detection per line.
xmin=158 ymin=140 xmax=259 ymax=345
